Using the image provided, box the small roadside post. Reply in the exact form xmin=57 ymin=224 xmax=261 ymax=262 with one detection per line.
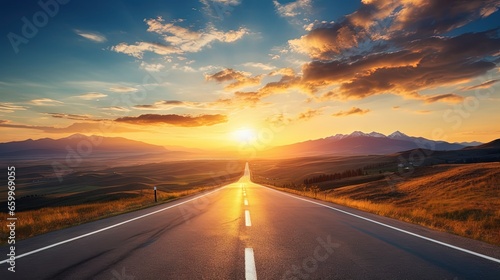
xmin=154 ymin=186 xmax=157 ymax=203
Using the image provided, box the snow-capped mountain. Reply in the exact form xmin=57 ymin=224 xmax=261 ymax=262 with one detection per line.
xmin=388 ymin=130 xmax=412 ymax=140
xmin=266 ymin=131 xmax=476 ymax=157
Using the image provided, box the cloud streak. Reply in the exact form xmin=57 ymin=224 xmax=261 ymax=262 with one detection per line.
xmin=115 ymin=114 xmax=228 ymax=126
xmin=74 ymin=29 xmax=107 ymax=42
xmin=332 ymin=107 xmax=370 ymax=117
xmin=30 ymin=98 xmax=63 ymax=106
xmin=74 ymin=92 xmax=107 ymax=100
xmin=0 ymin=103 xmax=27 ymax=113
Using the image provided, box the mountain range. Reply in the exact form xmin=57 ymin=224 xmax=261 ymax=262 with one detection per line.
xmin=0 ymin=131 xmax=490 ymax=160
xmin=0 ymin=134 xmax=172 ymax=160
xmin=264 ymin=131 xmax=483 ymax=158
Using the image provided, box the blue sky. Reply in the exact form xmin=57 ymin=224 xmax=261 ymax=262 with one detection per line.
xmin=1 ymin=0 xmax=499 ymax=148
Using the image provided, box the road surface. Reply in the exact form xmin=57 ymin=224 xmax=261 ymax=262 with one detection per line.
xmin=1 ymin=163 xmax=500 ymax=279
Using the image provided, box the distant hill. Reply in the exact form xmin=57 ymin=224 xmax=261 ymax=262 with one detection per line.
xmin=0 ymin=134 xmax=169 ymax=158
xmin=264 ymin=131 xmax=477 ymax=158
xmin=463 ymin=139 xmax=500 ymax=150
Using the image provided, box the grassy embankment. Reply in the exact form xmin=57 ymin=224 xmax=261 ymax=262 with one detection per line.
xmin=257 ymin=161 xmax=500 ymax=246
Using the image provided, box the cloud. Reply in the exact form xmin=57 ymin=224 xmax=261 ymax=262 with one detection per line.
xmin=290 ymin=0 xmax=500 ymax=60
xmin=74 ymin=92 xmax=107 ymax=100
xmin=297 ymin=108 xmax=322 ymax=121
xmin=140 ymin=62 xmax=165 ymax=72
xmin=269 ymin=68 xmax=296 ymax=77
xmin=332 ymin=107 xmax=370 ymax=117
xmin=462 ymin=79 xmax=499 ymax=91
xmin=134 ymin=100 xmax=206 ymax=110
xmin=302 ymin=29 xmax=500 ymax=100
xmin=115 ymin=114 xmax=227 ymax=127
xmin=45 ymin=113 xmax=103 ymax=121
xmin=0 ymin=122 xmax=139 ymax=134
xmin=242 ymin=62 xmax=275 ymax=71
xmin=101 ymin=106 xmax=130 ymax=112
xmin=30 ymin=98 xmax=63 ymax=106
xmin=205 ymin=68 xmax=263 ymax=90
xmin=113 ymin=17 xmax=248 ymax=58
xmin=289 ymin=20 xmax=360 ymax=59
xmin=74 ymin=29 xmax=107 ymax=42
xmin=273 ymin=0 xmax=311 ymax=17
xmin=265 ymin=112 xmax=292 ymax=128
xmin=0 ymin=102 xmax=27 ymax=113
xmin=108 ymin=86 xmax=138 ymax=93
xmin=111 ymin=42 xmax=180 ymax=58
xmin=415 ymin=110 xmax=431 ymax=114
xmin=388 ymin=0 xmax=500 ymax=38
xmin=424 ymin=93 xmax=465 ymax=104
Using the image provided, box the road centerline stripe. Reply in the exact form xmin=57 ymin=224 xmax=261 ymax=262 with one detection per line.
xmin=245 ymin=248 xmax=257 ymax=280
xmin=244 ymin=198 xmax=249 ymax=206
xmin=264 ymin=186 xmax=500 ymax=265
xmin=0 ymin=185 xmax=228 ymax=265
xmin=245 ymin=210 xmax=252 ymax=226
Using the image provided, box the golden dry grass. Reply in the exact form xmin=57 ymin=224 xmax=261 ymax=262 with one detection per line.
xmin=0 ymin=187 xmax=209 ymax=244
xmin=268 ymin=162 xmax=500 ymax=245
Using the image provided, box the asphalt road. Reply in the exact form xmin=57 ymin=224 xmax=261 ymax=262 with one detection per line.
xmin=1 ymin=163 xmax=500 ymax=279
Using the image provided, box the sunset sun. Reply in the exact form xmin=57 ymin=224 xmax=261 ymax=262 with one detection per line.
xmin=233 ymin=128 xmax=256 ymax=143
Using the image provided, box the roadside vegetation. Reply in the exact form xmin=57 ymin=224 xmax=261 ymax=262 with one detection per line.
xmin=257 ymin=162 xmax=500 ymax=246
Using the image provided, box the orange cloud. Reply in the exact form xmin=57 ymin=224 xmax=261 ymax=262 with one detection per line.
xmin=205 ymin=68 xmax=263 ymax=90
xmin=297 ymin=108 xmax=322 ymax=120
xmin=332 ymin=107 xmax=370 ymax=117
xmin=462 ymin=79 xmax=499 ymax=91
xmin=283 ymin=0 xmax=499 ymax=103
xmin=115 ymin=114 xmax=227 ymax=127
xmin=134 ymin=100 xmax=206 ymax=110
xmin=424 ymin=93 xmax=465 ymax=104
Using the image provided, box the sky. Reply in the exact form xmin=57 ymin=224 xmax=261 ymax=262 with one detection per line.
xmin=0 ymin=0 xmax=499 ymax=150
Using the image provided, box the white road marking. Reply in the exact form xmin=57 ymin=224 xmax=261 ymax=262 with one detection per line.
xmin=245 ymin=210 xmax=252 ymax=226
xmin=0 ymin=186 xmax=228 ymax=265
xmin=245 ymin=248 xmax=257 ymax=280
xmin=244 ymin=198 xmax=249 ymax=206
xmin=265 ymin=186 xmax=500 ymax=265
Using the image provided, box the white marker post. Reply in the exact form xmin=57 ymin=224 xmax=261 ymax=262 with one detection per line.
xmin=154 ymin=186 xmax=157 ymax=203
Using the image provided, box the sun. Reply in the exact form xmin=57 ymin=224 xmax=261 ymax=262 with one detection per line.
xmin=233 ymin=128 xmax=256 ymax=143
